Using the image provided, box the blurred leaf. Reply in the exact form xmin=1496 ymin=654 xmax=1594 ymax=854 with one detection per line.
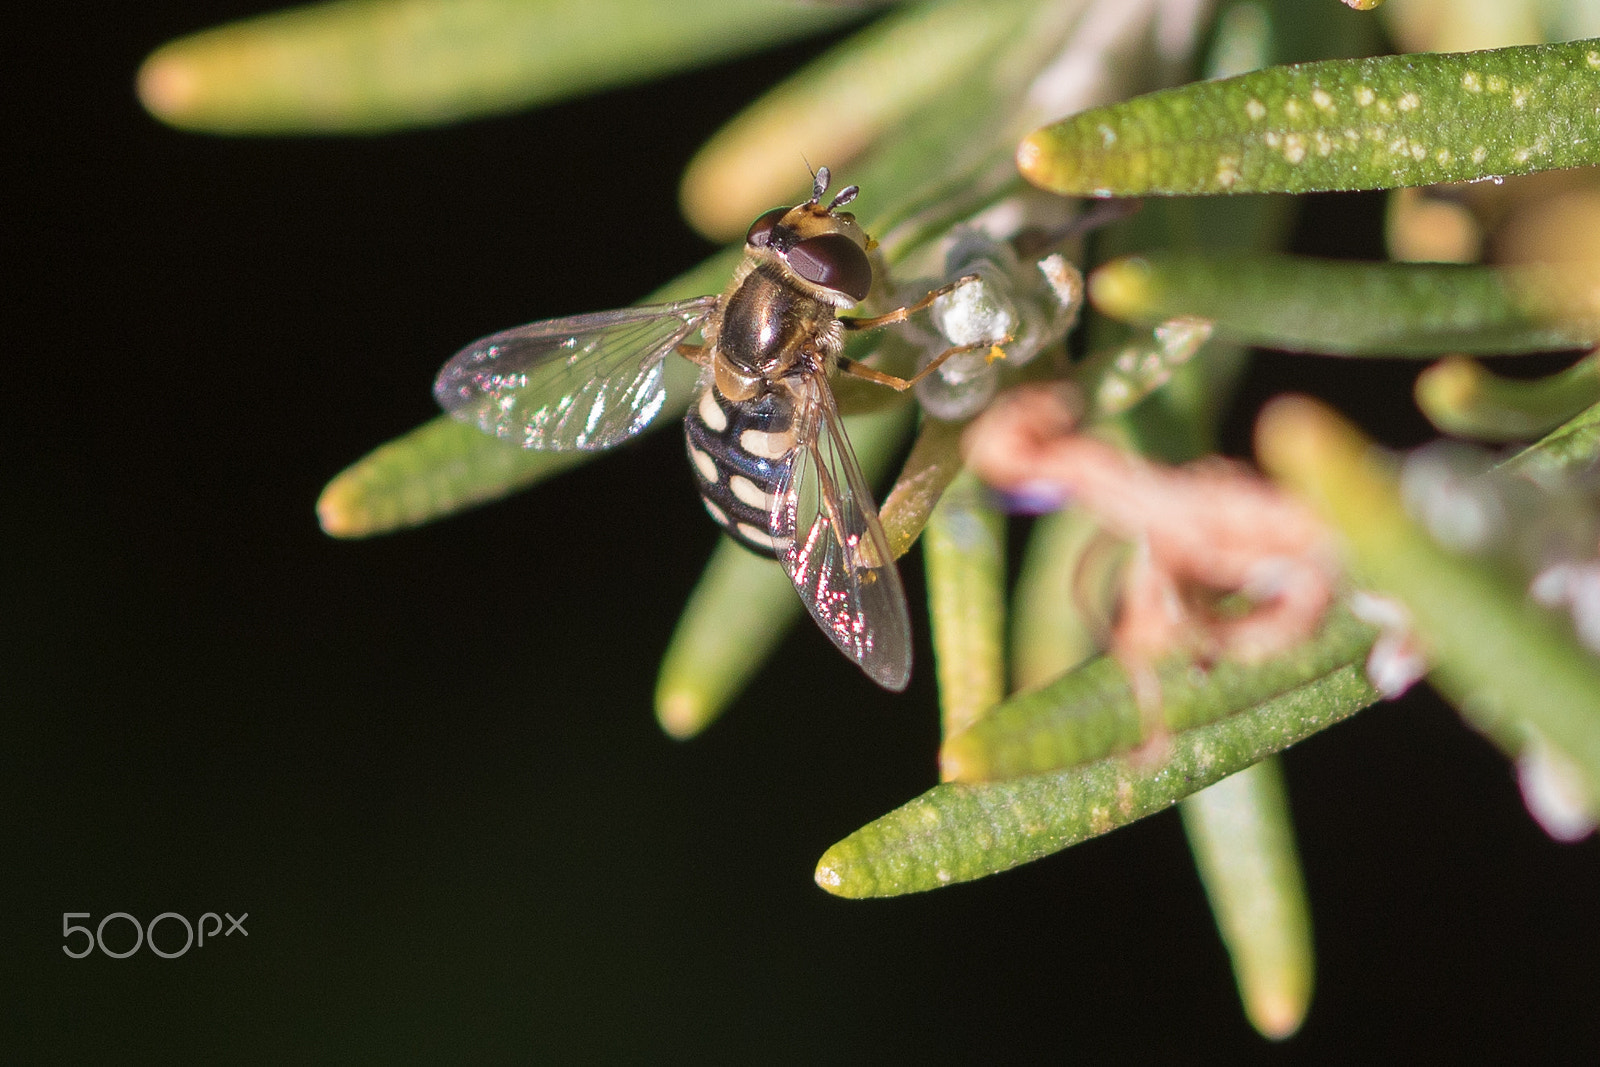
xmin=923 ymin=471 xmax=1006 ymax=738
xmin=1009 ymin=506 xmax=1101 ymax=692
xmin=940 ymin=607 xmax=1377 ymax=783
xmin=1090 ymin=253 xmax=1600 ymax=356
xmin=1082 ymin=317 xmax=1214 ymax=417
xmin=654 ymin=542 xmax=801 ymax=741
xmin=1416 ymin=351 xmax=1600 ymax=442
xmin=1019 ymin=38 xmax=1600 ymax=196
xmin=1257 ymin=396 xmax=1600 ymax=797
xmin=878 ymin=415 xmax=966 ymax=559
xmin=816 ymin=640 xmax=1378 ymax=897
xmin=1180 ymin=759 xmax=1314 ymax=1041
xmin=140 ymin=0 xmax=861 ymax=134
xmin=825 ymin=0 xmax=1110 ymax=247
xmin=680 ymin=0 xmax=1045 ymax=239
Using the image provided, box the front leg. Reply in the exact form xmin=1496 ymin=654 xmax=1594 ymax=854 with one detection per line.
xmin=837 ymin=338 xmax=1008 ymax=392
xmin=673 ymin=341 xmax=712 ymax=366
xmin=839 ymin=274 xmax=982 ymax=332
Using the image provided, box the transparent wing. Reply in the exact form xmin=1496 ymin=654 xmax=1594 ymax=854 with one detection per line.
xmin=433 ymin=296 xmax=719 ymax=451
xmin=770 ymin=375 xmax=913 ymax=691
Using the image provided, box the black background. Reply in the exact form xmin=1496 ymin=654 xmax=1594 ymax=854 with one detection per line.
xmin=9 ymin=4 xmax=1598 ymax=1059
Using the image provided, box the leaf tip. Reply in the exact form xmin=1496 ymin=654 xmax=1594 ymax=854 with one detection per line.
xmin=937 ymin=733 xmax=982 ymax=783
xmin=654 ymin=686 xmax=711 ymax=741
xmin=1247 ymin=987 xmax=1312 ymax=1041
xmin=1015 ymin=129 xmax=1046 ymax=180
xmin=1018 ymin=121 xmax=1114 ymax=196
xmin=1413 ymin=356 xmax=1479 ymax=418
xmin=316 ymin=472 xmax=372 ymax=539
xmin=136 ymin=46 xmax=201 ymax=126
xmin=813 ymin=857 xmax=845 ymax=893
xmin=1253 ymin=394 xmax=1348 ymax=485
xmin=1087 ymin=256 xmax=1154 ymax=322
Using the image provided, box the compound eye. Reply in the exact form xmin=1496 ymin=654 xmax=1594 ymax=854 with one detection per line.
xmin=787 ymin=233 xmax=873 ymax=301
xmin=745 ymin=207 xmax=789 ymax=249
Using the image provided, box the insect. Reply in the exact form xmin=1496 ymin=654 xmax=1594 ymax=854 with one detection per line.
xmin=434 ymin=169 xmax=987 ymax=690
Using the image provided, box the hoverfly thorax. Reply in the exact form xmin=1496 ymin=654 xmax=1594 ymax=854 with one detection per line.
xmin=708 ymin=172 xmax=873 ymax=393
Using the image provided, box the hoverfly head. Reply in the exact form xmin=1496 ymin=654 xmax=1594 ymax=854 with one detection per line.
xmin=745 ymin=167 xmax=873 ymax=303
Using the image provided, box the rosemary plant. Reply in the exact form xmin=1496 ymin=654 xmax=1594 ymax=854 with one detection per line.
xmin=142 ymin=0 xmax=1600 ymax=1040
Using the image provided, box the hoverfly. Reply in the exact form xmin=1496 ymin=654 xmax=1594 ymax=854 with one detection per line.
xmin=434 ymin=168 xmax=986 ymax=690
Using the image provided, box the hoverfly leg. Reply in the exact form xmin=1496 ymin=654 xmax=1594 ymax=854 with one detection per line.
xmin=837 ymin=335 xmax=1012 ymax=393
xmin=839 ymin=273 xmax=983 ymax=332
xmin=674 ymin=341 xmax=713 ymax=366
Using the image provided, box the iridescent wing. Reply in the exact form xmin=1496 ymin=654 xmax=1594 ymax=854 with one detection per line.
xmin=770 ymin=374 xmax=913 ymax=691
xmin=434 ymin=296 xmax=720 ymax=451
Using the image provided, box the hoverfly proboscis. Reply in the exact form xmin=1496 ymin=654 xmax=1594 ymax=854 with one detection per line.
xmin=434 ymin=168 xmax=993 ymax=691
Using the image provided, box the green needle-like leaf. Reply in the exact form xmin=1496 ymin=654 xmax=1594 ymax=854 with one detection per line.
xmin=316 ymin=416 xmax=588 ymax=538
xmin=878 ymin=416 xmax=967 ymax=563
xmin=1180 ymin=759 xmax=1314 ymax=1041
xmin=653 ymin=404 xmax=914 ymax=735
xmin=1019 ymin=38 xmax=1600 ymax=197
xmin=1009 ymin=507 xmax=1101 ymax=692
xmin=1090 ymin=253 xmax=1600 ymax=356
xmin=941 ymin=608 xmax=1377 ymax=783
xmin=654 ymin=543 xmax=801 ymax=741
xmin=816 ymin=646 xmax=1378 ymax=898
xmin=139 ymin=0 xmax=859 ymax=135
xmin=1416 ymin=352 xmax=1600 ymax=442
xmin=923 ymin=472 xmax=1006 ymax=739
xmin=1258 ymin=397 xmax=1600 ymax=797
xmin=318 ymin=248 xmax=740 ymax=538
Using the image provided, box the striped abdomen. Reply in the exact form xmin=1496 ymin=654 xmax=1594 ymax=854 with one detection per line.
xmin=684 ymin=382 xmax=798 ymax=558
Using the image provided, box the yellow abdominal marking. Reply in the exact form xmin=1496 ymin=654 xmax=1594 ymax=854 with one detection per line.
xmin=697 ymin=389 xmax=728 ymax=433
xmin=688 ymin=445 xmax=718 ymax=483
xmin=729 ymin=475 xmax=772 ymax=510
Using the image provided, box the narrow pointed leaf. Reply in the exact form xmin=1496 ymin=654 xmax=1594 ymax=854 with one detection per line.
xmin=816 ymin=652 xmax=1377 ymax=898
xmin=1090 ymin=253 xmax=1600 ymax=356
xmin=654 ymin=543 xmax=801 ymax=740
xmin=1258 ymin=397 xmax=1600 ymax=795
xmin=878 ymin=415 xmax=967 ymax=560
xmin=1010 ymin=507 xmax=1101 ymax=692
xmin=941 ymin=608 xmax=1377 ymax=783
xmin=140 ymin=0 xmax=859 ymax=135
xmin=923 ymin=472 xmax=1006 ymax=739
xmin=1019 ymin=39 xmax=1600 ymax=197
xmin=317 ymin=417 xmax=586 ymax=538
xmin=1180 ymin=759 xmax=1314 ymax=1041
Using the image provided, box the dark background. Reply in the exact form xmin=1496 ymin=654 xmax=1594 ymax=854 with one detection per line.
xmin=9 ymin=3 xmax=1598 ymax=1059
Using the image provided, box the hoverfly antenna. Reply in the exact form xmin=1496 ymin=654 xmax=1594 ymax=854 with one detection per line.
xmin=828 ymin=185 xmax=859 ymax=211
xmin=810 ymin=166 xmax=830 ymax=205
